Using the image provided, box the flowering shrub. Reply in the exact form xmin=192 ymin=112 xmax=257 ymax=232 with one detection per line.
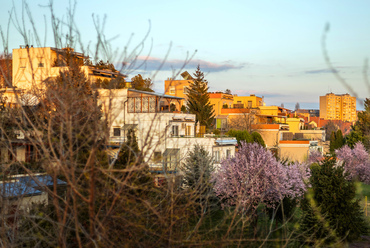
xmin=308 ymin=149 xmax=324 ymax=164
xmin=282 ymin=162 xmax=311 ymax=199
xmin=335 ymin=142 xmax=370 ymax=183
xmin=213 ymin=142 xmax=309 ymax=211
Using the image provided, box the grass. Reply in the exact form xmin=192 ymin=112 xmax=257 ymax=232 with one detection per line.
xmin=356 ymin=182 xmax=370 ymax=199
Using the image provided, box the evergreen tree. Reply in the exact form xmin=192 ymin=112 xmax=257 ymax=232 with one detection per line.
xmin=330 ymin=129 xmax=345 ymax=153
xmin=335 ymin=129 xmax=344 ymax=149
xmin=181 ymin=144 xmax=215 ymax=213
xmin=251 ymin=131 xmax=265 ymax=147
xmin=346 ymin=125 xmax=364 ymax=148
xmin=115 ymin=128 xmax=140 ymax=168
xmin=300 ymin=157 xmax=368 ymax=244
xmin=351 ymin=98 xmax=370 ymax=150
xmin=186 ymin=66 xmax=215 ymax=130
xmin=329 ymin=131 xmax=336 ymax=153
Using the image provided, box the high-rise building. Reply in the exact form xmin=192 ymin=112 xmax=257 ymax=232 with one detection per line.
xmin=319 ymin=93 xmax=356 ymax=122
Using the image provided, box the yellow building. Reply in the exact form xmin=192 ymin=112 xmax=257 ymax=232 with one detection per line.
xmin=209 ymin=92 xmax=234 ymax=116
xmin=319 ymin=93 xmax=356 ymax=122
xmin=164 ymin=71 xmax=194 ymax=107
xmin=233 ymin=94 xmax=264 ymax=108
xmin=285 ymin=117 xmax=304 ymax=133
xmin=12 ymin=46 xmax=124 ymax=93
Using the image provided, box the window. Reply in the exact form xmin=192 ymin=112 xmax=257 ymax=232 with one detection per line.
xmin=169 ymin=86 xmax=175 ymax=95
xmin=185 ymin=126 xmax=191 ymax=136
xmin=226 ymin=149 xmax=231 ymax=158
xmin=172 ymin=125 xmax=179 ymax=136
xmin=213 ymin=151 xmax=220 ymax=163
xmin=113 ymin=128 xmax=121 ymax=137
xmin=248 ymin=101 xmax=252 ymax=108
xmin=153 ymin=151 xmax=162 ymax=162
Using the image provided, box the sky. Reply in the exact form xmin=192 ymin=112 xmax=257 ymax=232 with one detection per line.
xmin=1 ymin=0 xmax=370 ymax=110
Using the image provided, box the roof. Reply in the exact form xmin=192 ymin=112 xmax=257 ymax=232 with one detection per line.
xmin=279 ymin=140 xmax=310 ymax=144
xmin=163 ymin=148 xmax=180 ymax=157
xmin=0 ymin=174 xmax=67 ymax=198
xmin=128 ymin=89 xmax=184 ymax=100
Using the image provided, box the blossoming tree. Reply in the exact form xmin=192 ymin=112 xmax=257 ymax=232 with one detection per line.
xmin=213 ymin=142 xmax=310 ymax=212
xmin=336 ymin=142 xmax=370 ymax=183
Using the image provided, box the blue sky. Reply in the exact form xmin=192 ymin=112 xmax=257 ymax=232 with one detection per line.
xmin=1 ymin=0 xmax=370 ymax=110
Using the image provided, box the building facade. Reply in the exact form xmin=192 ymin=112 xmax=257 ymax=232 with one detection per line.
xmin=319 ymin=93 xmax=356 ymax=122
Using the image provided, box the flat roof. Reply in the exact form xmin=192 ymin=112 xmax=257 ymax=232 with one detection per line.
xmin=128 ymin=89 xmax=184 ymax=100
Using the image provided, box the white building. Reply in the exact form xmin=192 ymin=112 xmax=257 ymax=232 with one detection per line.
xmin=98 ymin=88 xmax=236 ymax=172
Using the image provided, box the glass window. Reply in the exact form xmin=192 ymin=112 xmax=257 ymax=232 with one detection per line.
xmin=113 ymin=128 xmax=121 ymax=137
xmin=213 ymin=151 xmax=220 ymax=163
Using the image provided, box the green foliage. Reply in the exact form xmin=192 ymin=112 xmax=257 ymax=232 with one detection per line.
xmin=251 ymin=131 xmax=266 ymax=147
xmin=130 ymin=74 xmax=153 ymax=92
xmin=186 ymin=66 xmax=215 ymax=130
xmin=350 ymin=98 xmax=370 ymax=150
xmin=329 ymin=129 xmax=345 ymax=153
xmin=181 ymin=105 xmax=187 ymax=113
xmin=300 ymin=157 xmax=368 ymax=244
xmin=17 ymin=202 xmax=59 ymax=247
xmin=115 ymin=128 xmax=141 ymax=168
xmin=213 ymin=129 xmax=221 ymax=135
xmin=227 ymin=129 xmax=266 ymax=147
xmin=346 ymin=125 xmax=364 ymax=148
xmin=181 ymin=144 xmax=215 ymax=213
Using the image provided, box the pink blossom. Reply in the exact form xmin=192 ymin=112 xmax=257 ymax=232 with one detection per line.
xmin=308 ymin=150 xmax=323 ymax=164
xmin=336 ymin=142 xmax=370 ymax=183
xmin=213 ymin=142 xmax=310 ymax=211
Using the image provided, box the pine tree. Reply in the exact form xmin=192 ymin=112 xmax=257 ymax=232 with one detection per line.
xmin=186 ymin=66 xmax=215 ymax=131
xmin=181 ymin=144 xmax=215 ymax=213
xmin=115 ymin=128 xmax=141 ymax=168
xmin=329 ymin=131 xmax=336 ymax=153
xmin=300 ymin=157 xmax=368 ymax=244
xmin=335 ymin=129 xmax=344 ymax=149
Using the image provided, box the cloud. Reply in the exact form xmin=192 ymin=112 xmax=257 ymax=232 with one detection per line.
xmin=232 ymin=89 xmax=288 ymax=98
xmin=126 ymin=56 xmax=245 ymax=73
xmin=304 ymin=68 xmax=338 ymax=74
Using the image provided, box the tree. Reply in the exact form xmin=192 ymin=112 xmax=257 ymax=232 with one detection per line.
xmin=351 ymin=98 xmax=370 ymax=150
xmin=186 ymin=65 xmax=215 ymax=130
xmin=213 ymin=142 xmax=308 ymax=212
xmin=251 ymin=131 xmax=265 ymax=147
xmin=324 ymin=120 xmax=339 ymax=141
xmin=330 ymin=129 xmax=345 ymax=153
xmin=295 ymin=102 xmax=300 ymax=111
xmin=130 ymin=74 xmax=154 ymax=92
xmin=280 ymin=103 xmax=284 ymax=108
xmin=225 ymin=89 xmax=231 ymax=94
xmin=227 ymin=129 xmax=252 ymax=145
xmin=345 ymin=124 xmax=363 ymax=148
xmin=335 ymin=142 xmax=370 ymax=183
xmin=115 ymin=128 xmax=141 ymax=167
xmin=181 ymin=144 xmax=215 ymax=213
xmin=227 ymin=109 xmax=256 ymax=132
xmin=299 ymin=157 xmax=368 ymax=244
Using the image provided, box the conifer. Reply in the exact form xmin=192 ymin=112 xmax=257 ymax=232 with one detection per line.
xmin=186 ymin=65 xmax=215 ymax=130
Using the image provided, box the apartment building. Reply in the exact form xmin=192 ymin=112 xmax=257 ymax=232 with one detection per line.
xmin=98 ymin=88 xmax=236 ymax=172
xmin=12 ymin=46 xmax=124 ymax=92
xmin=164 ymin=71 xmax=194 ymax=107
xmin=233 ymin=94 xmax=264 ymax=108
xmin=319 ymin=93 xmax=356 ymax=122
